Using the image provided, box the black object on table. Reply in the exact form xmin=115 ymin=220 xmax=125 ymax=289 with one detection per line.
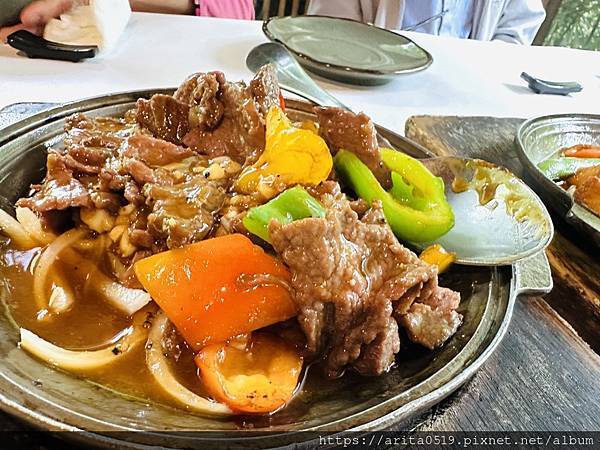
xmin=7 ymin=30 xmax=97 ymax=63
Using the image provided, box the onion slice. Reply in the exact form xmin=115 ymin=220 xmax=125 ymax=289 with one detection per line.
xmin=56 ymin=245 xmax=152 ymax=317
xmin=0 ymin=209 xmax=38 ymax=249
xmin=15 ymin=207 xmax=56 ymax=245
xmin=33 ymin=229 xmax=85 ymax=318
xmin=19 ymin=324 xmax=146 ymax=372
xmin=96 ymin=278 xmax=152 ymax=316
xmin=146 ymin=311 xmax=231 ymax=416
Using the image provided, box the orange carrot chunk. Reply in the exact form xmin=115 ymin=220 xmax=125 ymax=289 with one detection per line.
xmin=195 ymin=332 xmax=302 ymax=414
xmin=563 ymin=144 xmax=600 ymax=159
xmin=134 ymin=234 xmax=297 ymax=350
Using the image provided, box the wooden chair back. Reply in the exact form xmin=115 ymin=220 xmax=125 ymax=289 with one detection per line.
xmin=258 ymin=0 xmax=311 ymax=21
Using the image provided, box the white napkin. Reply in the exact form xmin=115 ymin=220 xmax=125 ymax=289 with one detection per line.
xmin=43 ymin=0 xmax=131 ymax=52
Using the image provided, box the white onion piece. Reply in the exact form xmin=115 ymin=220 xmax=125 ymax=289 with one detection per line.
xmin=58 ymin=245 xmax=151 ymax=317
xmin=19 ymin=324 xmax=145 ymax=372
xmin=47 ymin=282 xmax=75 ymax=315
xmin=146 ymin=312 xmax=232 ymax=416
xmin=96 ymin=277 xmax=151 ymax=316
xmin=15 ymin=207 xmax=56 ymax=245
xmin=0 ymin=209 xmax=38 ymax=249
xmin=33 ymin=229 xmax=85 ymax=318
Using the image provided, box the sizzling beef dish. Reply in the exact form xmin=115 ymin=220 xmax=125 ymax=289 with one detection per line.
xmin=0 ymin=66 xmax=461 ymax=415
xmin=538 ymin=144 xmax=600 ymax=217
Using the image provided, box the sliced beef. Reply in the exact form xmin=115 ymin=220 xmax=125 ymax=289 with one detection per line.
xmin=144 ymin=172 xmax=228 ymax=249
xmin=136 ymin=94 xmax=190 ymax=144
xmin=352 ymin=319 xmax=400 ymax=376
xmin=135 ymin=65 xmax=280 ymax=164
xmin=269 ymin=186 xmax=461 ymax=377
xmin=174 ymin=71 xmax=225 ymax=106
xmin=22 ymin=111 xmax=241 ymax=252
xmin=17 ymin=153 xmax=92 ymax=212
xmin=89 ymin=191 xmax=121 ymax=211
xmin=123 ymin=134 xmax=194 ymax=167
xmin=183 ymin=121 xmax=251 ymax=163
xmin=175 ymin=72 xmax=225 ymax=130
xmin=123 ymin=158 xmax=155 ymax=185
xmin=315 ymin=107 xmax=391 ymax=187
xmin=249 ymin=63 xmax=280 ymax=116
xmin=183 ymin=65 xmax=280 ymax=163
xmin=399 ymin=298 xmax=461 ymax=350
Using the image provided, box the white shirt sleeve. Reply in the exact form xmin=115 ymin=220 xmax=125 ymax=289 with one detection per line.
xmin=492 ymin=0 xmax=546 ymax=45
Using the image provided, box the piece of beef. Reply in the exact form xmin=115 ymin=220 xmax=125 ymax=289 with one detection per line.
xmin=269 ymin=186 xmax=461 ymax=377
xmin=315 ymin=107 xmax=391 ymax=187
xmin=249 ymin=63 xmax=280 ymax=116
xmin=175 ymin=72 xmax=226 ymax=130
xmin=22 ymin=113 xmax=138 ymax=214
xmin=174 ymin=71 xmax=225 ymax=105
xmin=183 ymin=120 xmax=251 ymax=163
xmin=136 ymin=94 xmax=190 ymax=145
xmin=399 ymin=298 xmax=461 ymax=350
xmin=183 ymin=65 xmax=280 ymax=164
xmin=143 ymin=173 xmax=228 ymax=249
xmin=123 ymin=158 xmax=155 ymax=185
xmin=352 ymin=319 xmax=400 ymax=376
xmin=123 ymin=134 xmax=194 ymax=167
xmin=17 ymin=153 xmax=92 ymax=212
xmin=89 ymin=191 xmax=121 ymax=211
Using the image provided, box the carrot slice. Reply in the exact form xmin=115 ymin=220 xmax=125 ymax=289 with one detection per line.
xmin=134 ymin=234 xmax=297 ymax=350
xmin=195 ymin=332 xmax=302 ymax=414
xmin=563 ymin=144 xmax=600 ymax=159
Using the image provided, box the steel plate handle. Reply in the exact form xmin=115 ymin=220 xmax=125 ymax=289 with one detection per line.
xmin=514 ymin=251 xmax=553 ymax=295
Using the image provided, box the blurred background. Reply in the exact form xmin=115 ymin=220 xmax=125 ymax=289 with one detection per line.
xmin=256 ymin=0 xmax=600 ymax=51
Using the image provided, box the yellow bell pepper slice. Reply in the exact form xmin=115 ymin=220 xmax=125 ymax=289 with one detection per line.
xmin=419 ymin=244 xmax=456 ymax=273
xmin=236 ymin=106 xmax=332 ymax=198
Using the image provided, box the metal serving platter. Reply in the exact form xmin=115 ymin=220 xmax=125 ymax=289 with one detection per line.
xmin=0 ymin=92 xmax=552 ymax=449
xmin=516 ymin=114 xmax=600 ymax=247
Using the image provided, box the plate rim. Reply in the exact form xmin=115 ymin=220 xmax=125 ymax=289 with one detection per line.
xmin=262 ymin=15 xmax=434 ymax=77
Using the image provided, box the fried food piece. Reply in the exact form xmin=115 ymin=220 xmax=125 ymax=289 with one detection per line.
xmin=567 ymin=165 xmax=600 ymax=215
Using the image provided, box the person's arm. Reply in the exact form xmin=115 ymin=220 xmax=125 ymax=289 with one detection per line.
xmin=130 ymin=0 xmax=194 ymax=15
xmin=0 ymin=0 xmax=196 ymax=42
xmin=493 ymin=0 xmax=546 ymax=45
xmin=0 ymin=0 xmax=71 ymax=42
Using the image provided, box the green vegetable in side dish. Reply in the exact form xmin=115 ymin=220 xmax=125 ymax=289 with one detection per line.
xmin=537 ymin=157 xmax=600 ymax=181
xmin=334 ymin=148 xmax=454 ymax=243
xmin=243 ymin=186 xmax=326 ymax=243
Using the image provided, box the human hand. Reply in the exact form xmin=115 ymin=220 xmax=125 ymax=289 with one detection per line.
xmin=0 ymin=0 xmax=72 ymax=43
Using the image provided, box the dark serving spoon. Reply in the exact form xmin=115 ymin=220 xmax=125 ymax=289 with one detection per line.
xmin=246 ymin=43 xmax=554 ymax=266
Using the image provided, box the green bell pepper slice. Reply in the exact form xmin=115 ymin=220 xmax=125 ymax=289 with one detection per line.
xmin=243 ymin=186 xmax=326 ymax=243
xmin=537 ymin=157 xmax=600 ymax=181
xmin=333 ymin=148 xmax=454 ymax=243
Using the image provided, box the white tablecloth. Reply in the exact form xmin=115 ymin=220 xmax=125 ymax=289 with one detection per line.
xmin=0 ymin=12 xmax=598 ymax=135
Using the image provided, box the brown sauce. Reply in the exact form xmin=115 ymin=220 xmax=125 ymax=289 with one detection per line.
xmin=0 ymin=243 xmax=209 ymax=410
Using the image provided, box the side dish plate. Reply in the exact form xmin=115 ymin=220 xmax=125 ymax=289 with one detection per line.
xmin=0 ymin=94 xmax=548 ymax=449
xmin=263 ymin=16 xmax=433 ymax=85
xmin=516 ymin=114 xmax=600 ymax=247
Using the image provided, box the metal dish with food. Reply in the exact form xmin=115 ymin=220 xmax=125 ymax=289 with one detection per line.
xmin=0 ymin=67 xmax=550 ymax=448
xmin=263 ymin=15 xmax=433 ymax=85
xmin=516 ymin=114 xmax=600 ymax=247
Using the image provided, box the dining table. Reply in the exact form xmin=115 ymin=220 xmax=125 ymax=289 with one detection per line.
xmin=0 ymin=11 xmax=599 ymax=447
